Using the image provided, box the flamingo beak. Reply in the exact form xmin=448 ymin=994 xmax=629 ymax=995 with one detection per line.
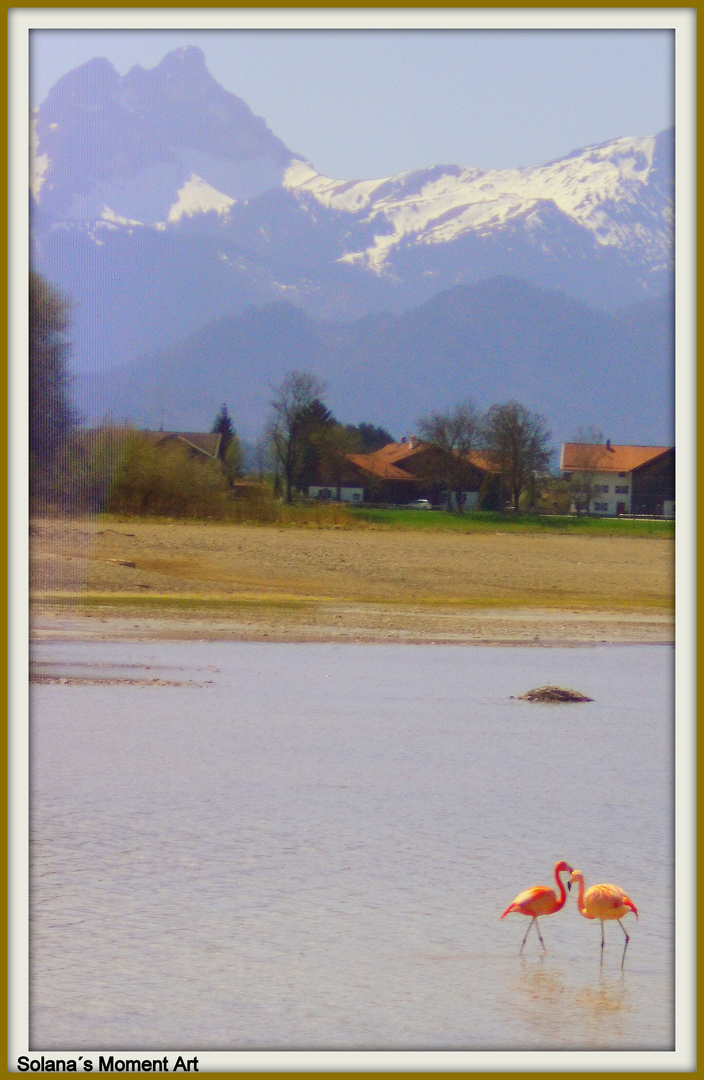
xmin=567 ymin=881 xmax=572 ymax=891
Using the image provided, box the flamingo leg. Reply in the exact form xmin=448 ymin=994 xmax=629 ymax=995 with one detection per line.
xmin=619 ymin=919 xmax=630 ymax=968
xmin=519 ymin=918 xmax=535 ymax=953
xmin=519 ymin=917 xmax=546 ymax=954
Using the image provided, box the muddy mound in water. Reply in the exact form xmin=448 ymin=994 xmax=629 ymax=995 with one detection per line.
xmin=516 ymin=685 xmax=593 ymax=703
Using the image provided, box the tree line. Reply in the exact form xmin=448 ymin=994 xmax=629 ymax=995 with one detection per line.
xmin=29 ymin=270 xmax=565 ymax=518
xmin=267 ymin=371 xmax=553 ymax=513
xmin=28 ymin=275 xmax=394 ymax=516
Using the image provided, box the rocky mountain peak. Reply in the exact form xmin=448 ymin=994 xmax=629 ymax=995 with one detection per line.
xmin=30 ymin=48 xmax=674 ymax=428
xmin=120 ymin=45 xmax=221 ymax=105
xmin=156 ymin=44 xmax=209 ymax=76
xmin=41 ymin=55 xmax=120 ymax=111
xmin=31 ymin=47 xmax=294 ymax=220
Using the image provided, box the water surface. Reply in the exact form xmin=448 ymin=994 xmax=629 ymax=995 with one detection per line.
xmin=29 ymin=642 xmax=674 ymax=1054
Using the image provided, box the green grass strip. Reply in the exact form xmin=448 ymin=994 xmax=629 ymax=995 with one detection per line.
xmin=348 ymin=508 xmax=675 ymax=537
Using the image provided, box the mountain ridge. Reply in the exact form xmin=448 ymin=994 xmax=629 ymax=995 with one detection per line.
xmin=76 ymin=277 xmax=674 ymax=446
xmin=31 ymin=48 xmax=674 ymax=337
xmin=30 ymin=47 xmax=674 ymax=445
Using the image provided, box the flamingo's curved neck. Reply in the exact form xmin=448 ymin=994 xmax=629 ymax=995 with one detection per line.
xmin=571 ymin=873 xmax=586 ymax=912
xmin=554 ymin=865 xmax=568 ymax=909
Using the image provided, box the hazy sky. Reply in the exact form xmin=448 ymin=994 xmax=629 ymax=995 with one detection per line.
xmin=26 ymin=16 xmax=677 ymax=179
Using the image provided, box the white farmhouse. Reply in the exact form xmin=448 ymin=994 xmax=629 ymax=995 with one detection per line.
xmin=560 ymin=441 xmax=675 ymax=517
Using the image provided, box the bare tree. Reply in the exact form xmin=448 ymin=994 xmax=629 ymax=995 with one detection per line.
xmin=482 ymin=401 xmax=553 ymax=514
xmin=251 ymin=435 xmax=273 ymax=482
xmin=29 ymin=271 xmax=79 ymax=511
xmin=267 ymin=371 xmax=327 ymax=502
xmin=417 ymin=400 xmax=483 ymax=511
xmin=565 ymin=426 xmax=605 ymax=516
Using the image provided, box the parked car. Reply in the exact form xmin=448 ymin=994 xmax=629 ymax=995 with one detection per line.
xmin=406 ymin=498 xmax=433 ymax=510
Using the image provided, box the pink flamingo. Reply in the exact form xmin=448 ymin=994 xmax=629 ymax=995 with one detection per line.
xmin=500 ymin=860 xmax=573 ymax=953
xmin=568 ymin=869 xmax=638 ymax=966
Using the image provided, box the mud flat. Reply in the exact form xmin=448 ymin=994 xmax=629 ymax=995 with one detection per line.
xmin=29 ymin=518 xmax=675 ymax=646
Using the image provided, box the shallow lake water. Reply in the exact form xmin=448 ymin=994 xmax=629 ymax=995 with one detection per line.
xmin=26 ymin=641 xmax=678 ymax=1064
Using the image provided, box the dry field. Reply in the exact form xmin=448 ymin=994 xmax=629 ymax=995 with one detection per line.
xmin=29 ymin=517 xmax=675 ymax=645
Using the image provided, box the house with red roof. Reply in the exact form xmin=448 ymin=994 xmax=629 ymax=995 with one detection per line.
xmin=560 ymin=440 xmax=675 ymax=517
xmin=309 ymin=436 xmax=494 ymax=506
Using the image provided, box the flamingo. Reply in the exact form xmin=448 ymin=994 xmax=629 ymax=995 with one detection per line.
xmin=500 ymin=860 xmax=573 ymax=953
xmin=568 ymin=869 xmax=638 ymax=966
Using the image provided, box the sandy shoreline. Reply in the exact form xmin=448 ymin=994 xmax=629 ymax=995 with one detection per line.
xmin=29 ymin=519 xmax=674 ymax=647
xmin=30 ymin=605 xmax=674 ymax=647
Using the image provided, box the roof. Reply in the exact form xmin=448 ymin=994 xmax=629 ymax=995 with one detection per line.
xmin=348 ymin=439 xmax=496 ymax=481
xmin=466 ymin=449 xmax=499 ymax=473
xmin=347 ymin=446 xmax=417 ymax=482
xmin=560 ymin=443 xmax=673 ymax=474
xmin=143 ymin=430 xmax=222 ymax=459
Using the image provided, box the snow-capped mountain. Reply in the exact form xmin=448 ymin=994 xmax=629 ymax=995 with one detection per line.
xmin=31 ymin=45 xmax=672 ymax=265
xmin=30 ymin=46 xmax=674 ymax=443
xmin=282 ymin=136 xmax=672 ymax=275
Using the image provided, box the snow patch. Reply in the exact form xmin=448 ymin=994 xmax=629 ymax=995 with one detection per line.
xmin=172 ymin=147 xmax=288 ymax=202
xmin=101 ymin=205 xmax=142 ymax=226
xmin=283 ymin=158 xmax=393 ymax=212
xmin=30 ymin=115 xmax=49 ymax=199
xmin=167 ymin=173 xmax=235 ymax=223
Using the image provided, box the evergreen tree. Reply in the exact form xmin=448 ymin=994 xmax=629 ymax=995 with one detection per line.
xmin=211 ymin=403 xmax=235 ymax=460
xmin=344 ymin=422 xmax=395 ymax=452
xmin=296 ymin=398 xmax=336 ymax=489
xmin=211 ymin=403 xmax=242 ymax=482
